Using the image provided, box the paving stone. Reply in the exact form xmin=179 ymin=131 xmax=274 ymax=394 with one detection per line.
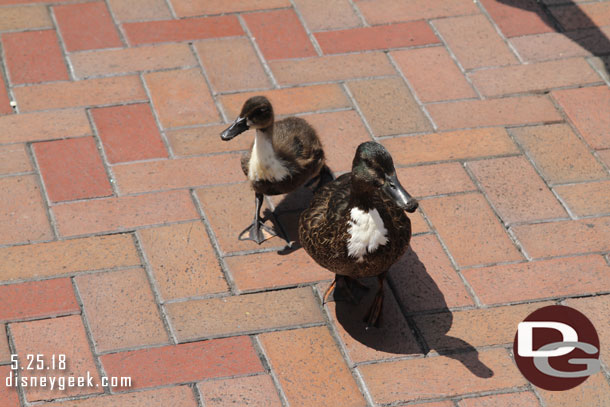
xmin=33 ymin=137 xmax=113 ymax=202
xmin=0 ymin=278 xmax=79 ymax=323
xmin=551 ymin=2 xmax=610 ymax=30
xmin=138 ymin=222 xmax=228 ymax=301
xmin=0 ymin=5 xmax=51 ymax=32
xmin=0 ymin=366 xmax=19 ymax=407
xmin=397 ymin=162 xmax=476 ymax=198
xmin=259 ymin=326 xmax=366 ymax=407
xmin=40 ymin=386 xmax=198 ymax=407
xmin=356 ymin=0 xmax=478 ymax=25
xmin=0 ymin=79 xmax=11 ymax=115
xmin=0 ymin=324 xmax=9 ymax=364
xmin=107 ymin=0 xmax=171 ymax=22
xmin=463 ymin=255 xmax=610 ymax=305
xmin=198 ymin=375 xmax=282 ymax=407
xmin=0 ymin=144 xmax=31 ymax=175
xmin=554 ymin=181 xmax=610 ymax=217
xmin=510 ymin=28 xmax=610 ymax=62
xmin=536 ymin=371 xmax=610 ymax=407
xmin=100 ymin=336 xmax=264 ymax=390
xmin=167 ymin=124 xmax=254 ymax=157
xmin=53 ymin=2 xmax=122 ymax=51
xmin=294 ymin=0 xmax=360 ymax=31
xmin=170 ymin=0 xmax=290 ymax=17
xmin=0 ymin=109 xmax=90 ymax=144
xmin=598 ymin=149 xmax=610 ymax=168
xmin=565 ymin=294 xmax=610 ymax=366
xmin=458 ymin=392 xmax=541 ymax=407
xmin=0 ymin=175 xmax=53 ymax=245
xmin=479 ymin=0 xmax=553 ymax=37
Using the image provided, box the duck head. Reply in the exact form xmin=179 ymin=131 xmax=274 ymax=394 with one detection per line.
xmin=220 ymin=96 xmax=274 ymax=141
xmin=351 ymin=142 xmax=418 ymax=213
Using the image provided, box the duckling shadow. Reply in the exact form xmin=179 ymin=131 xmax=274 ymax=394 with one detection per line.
xmin=334 ymin=247 xmax=494 ymax=379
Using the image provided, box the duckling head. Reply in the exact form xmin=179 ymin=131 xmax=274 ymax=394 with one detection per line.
xmin=351 ymin=142 xmax=418 ymax=213
xmin=220 ymin=96 xmax=274 ymax=141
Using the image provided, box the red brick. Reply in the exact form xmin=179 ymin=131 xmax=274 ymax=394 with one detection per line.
xmin=100 ymin=336 xmax=263 ymax=390
xmin=397 ymin=163 xmax=476 ymax=198
xmin=14 ymin=75 xmax=146 ymax=112
xmin=53 ymin=2 xmax=122 ymax=51
xmin=383 ymin=128 xmax=519 ymax=165
xmin=145 ymin=68 xmax=219 ymax=128
xmin=554 ymin=181 xmax=610 ymax=217
xmin=479 ymin=0 xmax=553 ymax=37
xmin=138 ymin=222 xmax=228 ymax=301
xmin=0 ymin=278 xmax=78 ymax=323
xmin=428 ymin=96 xmax=561 ymax=130
xmin=124 ymin=15 xmax=242 ymax=46
xmin=199 ymin=375 xmax=282 ymax=407
xmin=53 ymin=190 xmax=199 ymax=237
xmin=356 ymin=0 xmax=478 ymax=25
xmin=459 ymin=392 xmax=541 ymax=407
xmin=551 ymin=2 xmax=610 ymax=30
xmin=0 ymin=175 xmax=53 ymax=245
xmin=10 ymin=315 xmax=102 ymax=401
xmin=219 ymin=84 xmax=350 ymax=120
xmin=0 ymin=109 xmax=90 ymax=144
xmin=34 ymin=137 xmax=112 ymax=202
xmin=463 ymin=255 xmax=610 ymax=305
xmin=0 ymin=5 xmax=51 ymax=31
xmin=107 ymin=0 xmax=171 ymax=22
xmin=392 ymin=47 xmax=476 ymax=102
xmin=92 ymin=104 xmax=167 ymax=163
xmin=433 ymin=15 xmax=518 ymax=70
xmin=467 ymin=156 xmax=567 ymax=224
xmin=167 ymin=124 xmax=254 ymax=157
xmin=2 ymin=30 xmax=68 ymax=84
xmin=76 ymin=268 xmax=168 ymax=352
xmin=243 ymin=9 xmax=316 ymax=60
xmin=348 ymin=77 xmax=432 ymax=136
xmin=294 ymin=0 xmax=360 ymax=31
xmin=270 ymin=52 xmax=395 ymax=86
xmin=389 ymin=234 xmax=474 ymax=312
xmin=512 ymin=124 xmax=607 ymax=184
xmin=422 ymin=193 xmax=523 ymax=267
xmin=167 ymin=287 xmax=323 ymax=341
xmin=315 ymin=21 xmax=439 ymax=54
xmin=70 ymin=43 xmax=197 ymax=79
xmin=510 ymin=28 xmax=610 ymax=62
xmin=360 ymin=348 xmax=525 ymax=404
xmin=260 ymin=326 xmax=365 ymax=407
xmin=0 ymin=77 xmax=11 ymax=115
xmin=0 ymin=234 xmax=140 ymax=282
xmin=196 ymin=37 xmax=270 ymax=93
xmin=0 ymin=144 xmax=31 ymax=175
xmin=552 ymin=86 xmax=610 ymax=150
xmin=0 ymin=324 xmax=9 ymax=364
xmin=45 ymin=386 xmax=199 ymax=407
xmin=512 ymin=217 xmax=610 ymax=258
xmin=171 ymin=0 xmax=290 ymax=17
xmin=0 ymin=366 xmax=19 ymax=407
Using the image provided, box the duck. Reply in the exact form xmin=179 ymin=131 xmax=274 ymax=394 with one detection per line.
xmin=299 ymin=141 xmax=418 ymax=328
xmin=221 ymin=96 xmax=333 ymax=244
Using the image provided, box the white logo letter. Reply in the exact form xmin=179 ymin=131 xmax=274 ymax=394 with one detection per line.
xmin=518 ymin=322 xmax=577 ymax=357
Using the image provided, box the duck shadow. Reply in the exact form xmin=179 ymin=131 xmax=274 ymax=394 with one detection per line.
xmin=497 ymin=0 xmax=610 ymax=77
xmin=335 ymin=247 xmax=494 ymax=379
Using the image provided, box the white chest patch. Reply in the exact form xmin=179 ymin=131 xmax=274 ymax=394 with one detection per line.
xmin=248 ymin=132 xmax=290 ymax=182
xmin=347 ymin=207 xmax=389 ymax=262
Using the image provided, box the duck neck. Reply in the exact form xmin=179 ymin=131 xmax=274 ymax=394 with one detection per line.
xmin=350 ymin=184 xmax=376 ymax=212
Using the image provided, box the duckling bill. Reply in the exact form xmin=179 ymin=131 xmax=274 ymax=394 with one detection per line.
xmin=299 ymin=142 xmax=418 ymax=328
xmin=221 ymin=96 xmax=332 ymax=244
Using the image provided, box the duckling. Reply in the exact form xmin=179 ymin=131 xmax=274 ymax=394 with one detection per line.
xmin=221 ymin=96 xmax=332 ymax=244
xmin=299 ymin=142 xmax=418 ymax=328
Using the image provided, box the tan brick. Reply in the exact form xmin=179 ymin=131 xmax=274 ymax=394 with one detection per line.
xmin=0 ymin=6 xmax=51 ymax=31
xmin=167 ymin=124 xmax=254 ymax=157
xmin=219 ymin=84 xmax=350 ymax=120
xmin=566 ymin=295 xmax=610 ymax=366
xmin=0 ymin=109 xmax=90 ymax=144
xmin=260 ymin=326 xmax=365 ymax=407
xmin=428 ymin=96 xmax=561 ymax=130
xmin=196 ymin=37 xmax=271 ymax=93
xmin=168 ymin=287 xmax=323 ymax=341
xmin=107 ymin=0 xmax=171 ymax=22
xmin=463 ymin=255 xmax=610 ymax=305
xmin=479 ymin=0 xmax=553 ymax=37
xmin=348 ymin=77 xmax=431 ymax=136
xmin=294 ymin=0 xmax=360 ymax=31
xmin=383 ymin=128 xmax=519 ymax=165
xmin=0 ymin=324 xmax=9 ymax=364
xmin=537 ymin=372 xmax=610 ymax=407
xmin=510 ymin=29 xmax=609 ymax=62
xmin=0 ymin=366 xmax=19 ymax=407
xmin=53 ymin=190 xmax=199 ymax=237
xmin=198 ymin=375 xmax=282 ymax=407
xmin=357 ymin=0 xmax=479 ymax=25
xmin=551 ymin=2 xmax=610 ymax=30
xmin=10 ymin=315 xmax=102 ymax=401
xmin=0 ymin=144 xmax=31 ymax=175
xmin=145 ymin=68 xmax=219 ymax=128
xmin=71 ymin=43 xmax=196 ymax=79
xmin=76 ymin=268 xmax=169 ymax=352
xmin=554 ymin=181 xmax=610 ymax=217
xmin=422 ymin=193 xmax=523 ymax=267
xmin=512 ymin=217 xmax=610 ymax=258
xmin=470 ymin=58 xmax=601 ymax=97
xmin=512 ymin=124 xmax=607 ymax=184
xmin=270 ymin=53 xmax=395 ymax=86
xmin=459 ymin=392 xmax=541 ymax=407
xmin=0 ymin=234 xmax=140 ymax=282
xmin=171 ymin=0 xmax=290 ymax=17
xmin=14 ymin=76 xmax=146 ymax=112
xmin=599 ymin=149 xmax=610 ymax=168
xmin=397 ymin=163 xmax=476 ymax=198
xmin=138 ymin=222 xmax=228 ymax=301
xmin=113 ymin=154 xmax=244 ymax=194
xmin=359 ymin=348 xmax=525 ymax=404
xmin=42 ymin=386 xmax=198 ymax=407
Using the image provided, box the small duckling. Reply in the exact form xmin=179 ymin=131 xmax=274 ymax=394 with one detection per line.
xmin=221 ymin=96 xmax=332 ymax=244
xmin=299 ymin=142 xmax=418 ymax=328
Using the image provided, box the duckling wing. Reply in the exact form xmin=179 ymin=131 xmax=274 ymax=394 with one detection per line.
xmin=272 ymin=117 xmax=325 ymax=175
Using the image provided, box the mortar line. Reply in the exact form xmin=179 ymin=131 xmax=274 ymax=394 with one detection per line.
xmin=192 ymin=383 xmax=205 ymax=407
xmin=189 ymin=42 xmax=228 ymax=124
xmin=103 ymin=0 xmax=128 ymax=47
xmin=347 ymin=0 xmax=368 ymax=27
xmin=138 ymin=73 xmax=176 ymax=159
xmin=5 ymin=324 xmax=29 ymax=407
xmin=289 ymin=0 xmax=324 ymax=56
xmin=48 ymin=4 xmax=76 ymax=82
xmin=26 ymin=142 xmax=60 ymax=239
xmin=162 ymin=0 xmax=178 ymax=19
xmin=341 ymin=82 xmax=376 ymax=141
xmin=251 ymin=335 xmax=290 ymax=407
xmin=85 ymin=108 xmax=120 ymax=196
xmin=238 ymin=14 xmax=279 ymax=88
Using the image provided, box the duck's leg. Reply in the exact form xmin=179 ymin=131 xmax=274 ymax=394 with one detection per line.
xmin=323 ymin=275 xmax=369 ymax=304
xmin=238 ymin=193 xmax=278 ymax=244
xmin=364 ymin=272 xmax=387 ymax=329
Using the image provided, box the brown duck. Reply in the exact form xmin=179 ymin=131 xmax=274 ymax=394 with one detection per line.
xmin=299 ymin=142 xmax=418 ymax=327
xmin=221 ymin=96 xmax=332 ymax=244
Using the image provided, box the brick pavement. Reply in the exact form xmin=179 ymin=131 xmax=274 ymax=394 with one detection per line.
xmin=0 ymin=0 xmax=609 ymax=406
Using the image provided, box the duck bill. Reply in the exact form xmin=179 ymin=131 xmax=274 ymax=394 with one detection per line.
xmin=220 ymin=116 xmax=249 ymax=141
xmin=382 ymin=174 xmax=418 ymax=213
